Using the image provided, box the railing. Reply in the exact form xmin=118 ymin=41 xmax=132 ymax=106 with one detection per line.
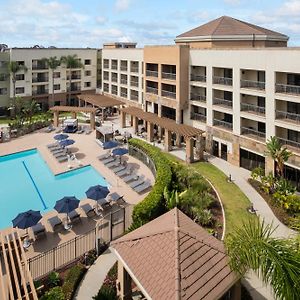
xmin=146 ymin=70 xmax=158 ymax=77
xmin=146 ymin=86 xmax=158 ymax=94
xmin=121 ymin=92 xmax=127 ymax=98
xmin=190 ymin=93 xmax=206 ymax=102
xmin=103 ymin=76 xmax=109 ymax=81
xmin=213 ymin=119 xmax=233 ymax=130
xmin=131 ymin=81 xmax=139 ymax=87
xmin=241 ymin=103 xmax=265 ymax=114
xmin=32 ymin=89 xmax=49 ymax=95
xmin=32 ymin=64 xmax=47 ymax=70
xmin=120 ymin=66 xmax=127 ymax=71
xmin=32 ymin=77 xmax=49 ymax=83
xmin=278 ymin=137 xmax=300 ymax=149
xmin=190 ymin=74 xmax=206 ymax=82
xmin=162 ymin=90 xmax=176 ymax=99
xmin=27 ymin=206 xmax=132 ymax=280
xmin=111 ymin=89 xmax=118 ymax=95
xmin=103 ymin=63 xmax=109 ymax=69
xmin=240 ymin=80 xmax=265 ymax=90
xmin=67 ymin=87 xmax=80 ymax=92
xmin=67 ymin=75 xmax=81 ymax=80
xmin=111 ymin=64 xmax=118 ymax=70
xmin=241 ymin=127 xmax=266 ymax=140
xmin=276 ymin=83 xmax=300 ymax=95
xmin=213 ymin=98 xmax=233 ymax=107
xmin=162 ymin=72 xmax=176 ymax=80
xmin=111 ymin=77 xmax=118 ymax=83
xmin=213 ymin=76 xmax=232 ymax=86
xmin=120 ymin=79 xmax=127 ymax=85
xmin=131 ymin=94 xmax=139 ymax=101
xmin=131 ymin=67 xmax=139 ymax=73
xmin=191 ymin=112 xmax=207 ymax=122
xmin=276 ymin=110 xmax=300 ymax=124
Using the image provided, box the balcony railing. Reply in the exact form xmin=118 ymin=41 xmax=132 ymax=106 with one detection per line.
xmin=131 ymin=94 xmax=139 ymax=101
xmin=120 ymin=66 xmax=127 ymax=71
xmin=146 ymin=86 xmax=158 ymax=95
xmin=131 ymin=81 xmax=139 ymax=87
xmin=241 ymin=80 xmax=265 ymax=90
xmin=213 ymin=98 xmax=233 ymax=107
xmin=67 ymin=87 xmax=80 ymax=92
xmin=67 ymin=75 xmax=81 ymax=80
xmin=103 ymin=63 xmax=109 ymax=69
xmin=241 ymin=103 xmax=265 ymax=115
xmin=191 ymin=112 xmax=207 ymax=123
xmin=32 ymin=64 xmax=47 ymax=70
xmin=32 ymin=77 xmax=49 ymax=83
xmin=162 ymin=72 xmax=176 ymax=80
xmin=190 ymin=93 xmax=206 ymax=102
xmin=111 ymin=64 xmax=118 ymax=70
xmin=120 ymin=79 xmax=127 ymax=85
xmin=111 ymin=89 xmax=118 ymax=95
xmin=278 ymin=137 xmax=300 ymax=150
xmin=241 ymin=127 xmax=266 ymax=140
xmin=131 ymin=67 xmax=139 ymax=73
xmin=276 ymin=110 xmax=300 ymax=124
xmin=213 ymin=76 xmax=233 ymax=86
xmin=213 ymin=119 xmax=233 ymax=130
xmin=121 ymin=92 xmax=127 ymax=98
xmin=146 ymin=70 xmax=158 ymax=77
xmin=32 ymin=89 xmax=49 ymax=95
xmin=190 ymin=74 xmax=206 ymax=82
xmin=162 ymin=90 xmax=176 ymax=99
xmin=103 ymin=76 xmax=109 ymax=81
xmin=276 ymin=83 xmax=300 ymax=95
xmin=111 ymin=77 xmax=118 ymax=83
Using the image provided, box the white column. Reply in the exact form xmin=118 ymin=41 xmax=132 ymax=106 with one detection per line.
xmin=232 ymin=67 xmax=241 ymax=135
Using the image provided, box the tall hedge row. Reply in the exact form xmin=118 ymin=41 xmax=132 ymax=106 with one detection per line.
xmin=129 ymin=139 xmax=172 ymax=225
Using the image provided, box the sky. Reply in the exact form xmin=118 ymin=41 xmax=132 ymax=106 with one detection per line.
xmin=0 ymin=0 xmax=300 ymax=48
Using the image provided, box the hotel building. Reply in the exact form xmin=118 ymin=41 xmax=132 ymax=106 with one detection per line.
xmin=101 ymin=16 xmax=300 ymax=189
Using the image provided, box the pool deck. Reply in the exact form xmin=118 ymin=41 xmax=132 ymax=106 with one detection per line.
xmin=0 ymin=124 xmax=154 ymax=259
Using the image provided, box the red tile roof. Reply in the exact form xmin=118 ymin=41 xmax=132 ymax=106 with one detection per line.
xmin=112 ymin=208 xmax=238 ymax=300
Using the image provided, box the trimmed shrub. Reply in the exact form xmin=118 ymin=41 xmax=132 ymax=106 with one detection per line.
xmin=40 ymin=287 xmax=65 ymax=300
xmin=129 ymin=139 xmax=172 ymax=225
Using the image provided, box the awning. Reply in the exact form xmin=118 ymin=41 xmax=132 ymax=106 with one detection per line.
xmin=78 ymin=93 xmax=124 ymax=108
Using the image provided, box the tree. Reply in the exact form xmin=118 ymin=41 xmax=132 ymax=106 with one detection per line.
xmin=226 ymin=219 xmax=300 ymax=300
xmin=23 ymin=99 xmax=41 ymax=124
xmin=61 ymin=55 xmax=83 ymax=105
xmin=8 ymin=61 xmax=28 ymax=115
xmin=42 ymin=56 xmax=61 ymax=105
xmin=265 ymin=136 xmax=292 ymax=177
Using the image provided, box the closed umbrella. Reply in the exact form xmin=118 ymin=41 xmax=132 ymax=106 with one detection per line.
xmin=112 ymin=148 xmax=128 ymax=156
xmin=103 ymin=140 xmax=118 ymax=150
xmin=54 ymin=134 xmax=69 ymax=141
xmin=59 ymin=139 xmax=75 ymax=147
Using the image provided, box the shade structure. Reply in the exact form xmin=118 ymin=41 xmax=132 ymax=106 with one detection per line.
xmin=86 ymin=185 xmax=110 ymax=201
xmin=59 ymin=139 xmax=75 ymax=147
xmin=54 ymin=134 xmax=69 ymax=141
xmin=54 ymin=196 xmax=80 ymax=214
xmin=112 ymin=147 xmax=128 ymax=156
xmin=12 ymin=210 xmax=42 ymax=229
xmin=103 ymin=140 xmax=119 ymax=150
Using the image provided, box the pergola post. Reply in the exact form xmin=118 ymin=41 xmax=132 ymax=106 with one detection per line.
xmin=164 ymin=130 xmax=172 ymax=151
xmin=90 ymin=112 xmax=95 ymax=130
xmin=130 ymin=115 xmax=133 ymax=126
xmin=120 ymin=111 xmax=126 ymax=128
xmin=147 ymin=122 xmax=154 ymax=142
xmin=176 ymin=134 xmax=182 ymax=148
xmin=132 ymin=116 xmax=138 ymax=134
xmin=53 ymin=111 xmax=59 ymax=127
xmin=186 ymin=137 xmax=194 ymax=164
xmin=195 ymin=135 xmax=205 ymax=161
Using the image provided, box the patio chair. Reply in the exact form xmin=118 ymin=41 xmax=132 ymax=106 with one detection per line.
xmin=56 ymin=155 xmax=68 ymax=163
xmin=32 ymin=223 xmax=46 ymax=240
xmin=52 ymin=148 xmax=66 ymax=155
xmin=53 ymin=150 xmax=67 ymax=158
xmin=134 ymin=181 xmax=152 ymax=194
xmin=102 ymin=156 xmax=116 ymax=165
xmin=98 ymin=152 xmax=111 ymax=161
xmin=47 ymin=142 xmax=59 ymax=149
xmin=80 ymin=203 xmax=96 ymax=218
xmin=96 ymin=198 xmax=111 ymax=213
xmin=50 ymin=145 xmax=63 ymax=152
xmin=116 ymin=166 xmax=132 ymax=177
xmin=106 ymin=160 xmax=121 ymax=169
xmin=108 ymin=192 xmax=124 ymax=205
xmin=69 ymin=210 xmax=81 ymax=225
xmin=112 ymin=164 xmax=126 ymax=174
xmin=130 ymin=178 xmax=145 ymax=189
xmin=123 ymin=173 xmax=139 ymax=183
xmin=48 ymin=216 xmax=62 ymax=232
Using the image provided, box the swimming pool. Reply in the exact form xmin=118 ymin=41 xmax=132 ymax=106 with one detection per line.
xmin=0 ymin=149 xmax=108 ymax=229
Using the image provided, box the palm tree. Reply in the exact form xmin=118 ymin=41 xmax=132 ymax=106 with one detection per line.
xmin=61 ymin=55 xmax=83 ymax=105
xmin=265 ymin=136 xmax=292 ymax=177
xmin=23 ymin=99 xmax=41 ymax=124
xmin=42 ymin=56 xmax=61 ymax=105
xmin=226 ymin=219 xmax=300 ymax=300
xmin=8 ymin=61 xmax=28 ymax=115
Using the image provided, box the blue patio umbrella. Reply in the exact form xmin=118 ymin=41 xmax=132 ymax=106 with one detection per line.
xmin=112 ymin=147 xmax=128 ymax=156
xmin=59 ymin=139 xmax=75 ymax=147
xmin=86 ymin=185 xmax=110 ymax=201
xmin=12 ymin=210 xmax=42 ymax=230
xmin=54 ymin=134 xmax=69 ymax=141
xmin=103 ymin=140 xmax=119 ymax=150
xmin=54 ymin=196 xmax=80 ymax=215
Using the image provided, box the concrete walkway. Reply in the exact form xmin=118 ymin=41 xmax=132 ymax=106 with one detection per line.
xmin=74 ymin=248 xmax=117 ymax=300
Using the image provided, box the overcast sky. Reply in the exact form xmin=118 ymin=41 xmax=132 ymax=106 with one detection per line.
xmin=0 ymin=0 xmax=299 ymax=48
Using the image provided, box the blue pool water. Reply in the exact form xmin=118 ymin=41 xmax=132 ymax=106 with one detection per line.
xmin=0 ymin=149 xmax=108 ymax=229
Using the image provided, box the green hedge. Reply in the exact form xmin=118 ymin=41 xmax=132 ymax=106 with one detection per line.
xmin=129 ymin=139 xmax=172 ymax=225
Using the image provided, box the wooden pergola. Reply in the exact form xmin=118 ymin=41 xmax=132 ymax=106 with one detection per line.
xmin=77 ymin=93 xmax=123 ymax=108
xmin=50 ymin=106 xmax=98 ymax=129
xmin=120 ymin=106 xmax=205 ymax=163
xmin=0 ymin=231 xmax=38 ymax=300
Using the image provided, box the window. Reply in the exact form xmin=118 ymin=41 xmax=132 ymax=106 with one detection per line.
xmin=84 ymin=82 xmax=91 ymax=88
xmin=53 ymin=72 xmax=60 ymax=78
xmin=16 ymin=74 xmax=25 ymax=81
xmin=15 ymin=87 xmax=25 ymax=94
xmin=17 ymin=61 xmax=25 ymax=66
xmin=0 ymin=88 xmax=7 ymax=95
xmin=103 ymin=83 xmax=109 ymax=92
xmin=53 ymin=84 xmax=60 ymax=90
xmin=0 ymin=61 xmax=7 ymax=68
xmin=0 ymin=73 xmax=7 ymax=81
xmin=84 ymin=59 xmax=91 ymax=65
xmin=85 ymin=70 xmax=91 ymax=76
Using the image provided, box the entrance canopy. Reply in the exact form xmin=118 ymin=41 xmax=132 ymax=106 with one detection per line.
xmin=121 ymin=106 xmax=204 ymax=138
xmin=78 ymin=93 xmax=123 ymax=108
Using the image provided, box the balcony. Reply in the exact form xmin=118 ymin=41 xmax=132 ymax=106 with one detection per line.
xmin=241 ymin=127 xmax=266 ymax=141
xmin=121 ymin=79 xmax=127 ymax=85
xmin=131 ymin=67 xmax=139 ymax=73
xmin=0 ymin=74 xmax=7 ymax=81
xmin=111 ymin=77 xmax=118 ymax=83
xmin=120 ymin=66 xmax=127 ymax=71
xmin=275 ymin=84 xmax=300 ymax=95
xmin=162 ymin=90 xmax=176 ymax=99
xmin=146 ymin=70 xmax=158 ymax=77
xmin=241 ymin=103 xmax=265 ymax=115
xmin=213 ymin=76 xmax=232 ymax=86
xmin=121 ymin=92 xmax=127 ymax=98
xmin=278 ymin=137 xmax=300 ymax=150
xmin=111 ymin=64 xmax=118 ymax=70
xmin=103 ymin=76 xmax=109 ymax=81
xmin=131 ymin=81 xmax=139 ymax=87
xmin=146 ymin=87 xmax=158 ymax=95
xmin=190 ymin=74 xmax=206 ymax=82
xmin=276 ymin=110 xmax=300 ymax=125
xmin=214 ymin=119 xmax=233 ymax=130
xmin=32 ymin=89 xmax=49 ymax=95
xmin=241 ymin=80 xmax=265 ymax=90
xmin=162 ymin=72 xmax=176 ymax=80
xmin=67 ymin=75 xmax=81 ymax=80
xmin=103 ymin=63 xmax=109 ymax=69
xmin=32 ymin=77 xmax=49 ymax=83
xmin=67 ymin=87 xmax=81 ymax=92
xmin=213 ymin=98 xmax=233 ymax=108
xmin=32 ymin=64 xmax=47 ymax=70
xmin=190 ymin=93 xmax=206 ymax=103
xmin=191 ymin=112 xmax=206 ymax=123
